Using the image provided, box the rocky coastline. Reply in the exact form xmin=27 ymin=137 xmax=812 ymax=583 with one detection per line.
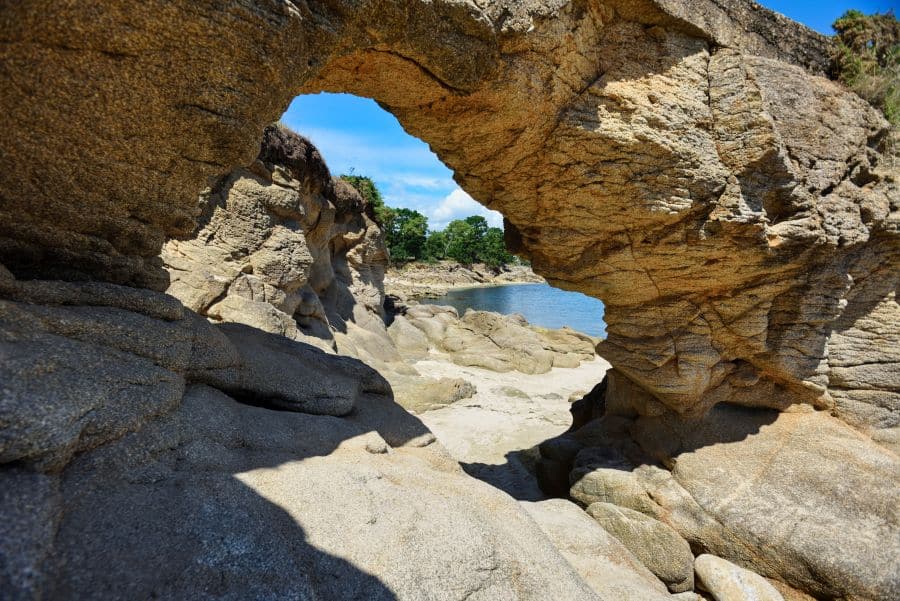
xmin=384 ymin=260 xmax=545 ymax=300
xmin=2 ymin=2 xmax=898 ymax=600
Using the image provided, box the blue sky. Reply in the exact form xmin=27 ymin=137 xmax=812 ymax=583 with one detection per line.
xmin=280 ymin=1 xmax=896 ymax=231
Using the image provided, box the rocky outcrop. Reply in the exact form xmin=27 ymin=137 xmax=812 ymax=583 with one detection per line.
xmin=550 ymin=399 xmax=900 ymax=600
xmin=1 ymin=1 xmax=898 ymax=599
xmin=163 ymin=124 xmax=391 ymax=357
xmin=0 ymin=263 xmax=616 ymax=600
xmin=2 ymin=0 xmax=895 ymax=430
xmin=163 ymin=125 xmax=485 ymax=412
xmin=385 ymin=261 xmax=544 ymax=300
xmin=389 ymin=304 xmax=598 ymax=374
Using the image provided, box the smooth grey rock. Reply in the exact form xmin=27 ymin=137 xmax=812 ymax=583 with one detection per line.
xmin=9 ymin=385 xmax=600 ymax=601
xmin=201 ymin=322 xmax=389 ymax=416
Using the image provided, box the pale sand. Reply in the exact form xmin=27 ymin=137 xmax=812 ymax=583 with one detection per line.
xmin=413 ymin=355 xmax=611 ymax=500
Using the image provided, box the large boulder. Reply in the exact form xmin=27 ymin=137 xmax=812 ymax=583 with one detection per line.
xmin=694 ymin=554 xmax=785 ymax=601
xmin=2 ymin=384 xmax=602 ymax=600
xmin=522 ymin=498 xmax=673 ymax=601
xmin=585 ymin=502 xmax=695 ymax=593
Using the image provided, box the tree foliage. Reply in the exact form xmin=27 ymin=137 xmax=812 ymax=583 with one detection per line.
xmin=387 ymin=208 xmax=428 ymax=262
xmin=480 ymin=227 xmax=514 ymax=267
xmin=832 ymin=10 xmax=900 ymax=125
xmin=339 ymin=174 xmax=395 ymax=226
xmin=339 ymin=174 xmax=517 ymax=266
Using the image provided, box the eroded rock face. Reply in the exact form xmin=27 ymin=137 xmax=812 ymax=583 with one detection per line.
xmin=1 ymin=1 xmax=899 ymax=600
xmin=163 ymin=124 xmax=390 ymax=356
xmin=1 ymin=0 xmax=896 ymax=431
xmin=389 ymin=304 xmax=598 ymax=374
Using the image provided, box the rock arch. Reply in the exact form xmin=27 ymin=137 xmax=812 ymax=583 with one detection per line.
xmin=2 ymin=0 xmax=896 ymax=436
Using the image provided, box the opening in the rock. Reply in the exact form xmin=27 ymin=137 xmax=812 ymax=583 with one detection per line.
xmin=282 ymin=92 xmax=607 ymax=337
xmin=276 ymin=93 xmax=612 ymax=500
xmin=160 ymin=91 xmax=611 ymax=502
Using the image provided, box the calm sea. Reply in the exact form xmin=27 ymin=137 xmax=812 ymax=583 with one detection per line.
xmin=423 ymin=283 xmax=606 ymax=338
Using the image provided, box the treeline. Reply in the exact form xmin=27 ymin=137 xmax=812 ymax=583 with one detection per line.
xmin=341 ymin=175 xmax=516 ymax=267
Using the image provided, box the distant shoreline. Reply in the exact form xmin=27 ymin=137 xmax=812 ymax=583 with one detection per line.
xmin=384 ymin=260 xmax=545 ymax=300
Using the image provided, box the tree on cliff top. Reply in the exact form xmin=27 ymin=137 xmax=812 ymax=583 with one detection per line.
xmin=339 ymin=174 xmax=395 ymax=226
xmin=832 ymin=10 xmax=899 ymax=125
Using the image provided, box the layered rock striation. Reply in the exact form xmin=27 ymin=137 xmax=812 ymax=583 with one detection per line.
xmin=2 ymin=0 xmax=896 ymax=433
xmin=163 ymin=124 xmax=394 ymax=359
xmin=1 ymin=1 xmax=899 ymax=600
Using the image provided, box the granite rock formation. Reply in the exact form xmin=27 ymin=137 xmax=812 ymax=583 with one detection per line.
xmin=1 ymin=1 xmax=898 ymax=600
xmin=162 ymin=125 xmax=486 ymax=412
xmin=388 ymin=304 xmax=598 ymax=373
xmin=163 ymin=124 xmax=391 ymax=357
xmin=2 ymin=0 xmax=895 ymax=434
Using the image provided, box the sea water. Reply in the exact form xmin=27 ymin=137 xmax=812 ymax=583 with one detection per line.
xmin=423 ymin=283 xmax=606 ymax=338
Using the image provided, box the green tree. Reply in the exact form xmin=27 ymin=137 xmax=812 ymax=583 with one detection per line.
xmin=480 ymin=227 xmax=514 ymax=267
xmin=339 ymin=174 xmax=395 ymax=225
xmin=464 ymin=215 xmax=489 ymax=243
xmin=423 ymin=230 xmax=448 ymax=262
xmin=444 ymin=219 xmax=478 ymax=264
xmin=386 ymin=208 xmax=428 ymax=262
xmin=832 ymin=10 xmax=899 ymax=125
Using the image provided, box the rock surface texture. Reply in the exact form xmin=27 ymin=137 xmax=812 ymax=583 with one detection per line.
xmin=0 ymin=256 xmax=606 ymax=599
xmin=389 ymin=304 xmax=599 ymax=374
xmin=1 ymin=1 xmax=898 ymax=600
xmin=163 ymin=124 xmax=391 ymax=357
xmin=694 ymin=554 xmax=785 ymax=601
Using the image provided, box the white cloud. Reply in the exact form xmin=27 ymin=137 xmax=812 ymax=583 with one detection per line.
xmin=428 ymin=188 xmax=504 ymax=231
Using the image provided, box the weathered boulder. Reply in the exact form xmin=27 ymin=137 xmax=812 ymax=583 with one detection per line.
xmin=522 ymin=498 xmax=674 ymax=601
xmin=163 ymin=124 xmax=389 ymax=354
xmin=387 ymin=374 xmax=478 ymax=414
xmin=2 ymin=384 xmax=602 ymax=600
xmin=694 ymin=554 xmax=784 ymax=601
xmin=585 ymin=502 xmax=695 ymax=593
xmin=562 ymin=405 xmax=900 ymax=601
xmin=390 ymin=306 xmax=597 ymax=374
xmin=199 ymin=322 xmax=390 ymax=416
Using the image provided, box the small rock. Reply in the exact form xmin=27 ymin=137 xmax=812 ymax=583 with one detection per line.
xmin=694 ymin=554 xmax=784 ymax=601
xmin=586 ymin=502 xmax=694 ymax=593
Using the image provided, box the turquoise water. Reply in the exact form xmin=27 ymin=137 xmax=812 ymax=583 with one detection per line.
xmin=423 ymin=283 xmax=606 ymax=338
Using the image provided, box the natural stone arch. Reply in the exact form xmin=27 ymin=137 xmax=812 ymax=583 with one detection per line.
xmin=1 ymin=0 xmax=897 ymax=438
